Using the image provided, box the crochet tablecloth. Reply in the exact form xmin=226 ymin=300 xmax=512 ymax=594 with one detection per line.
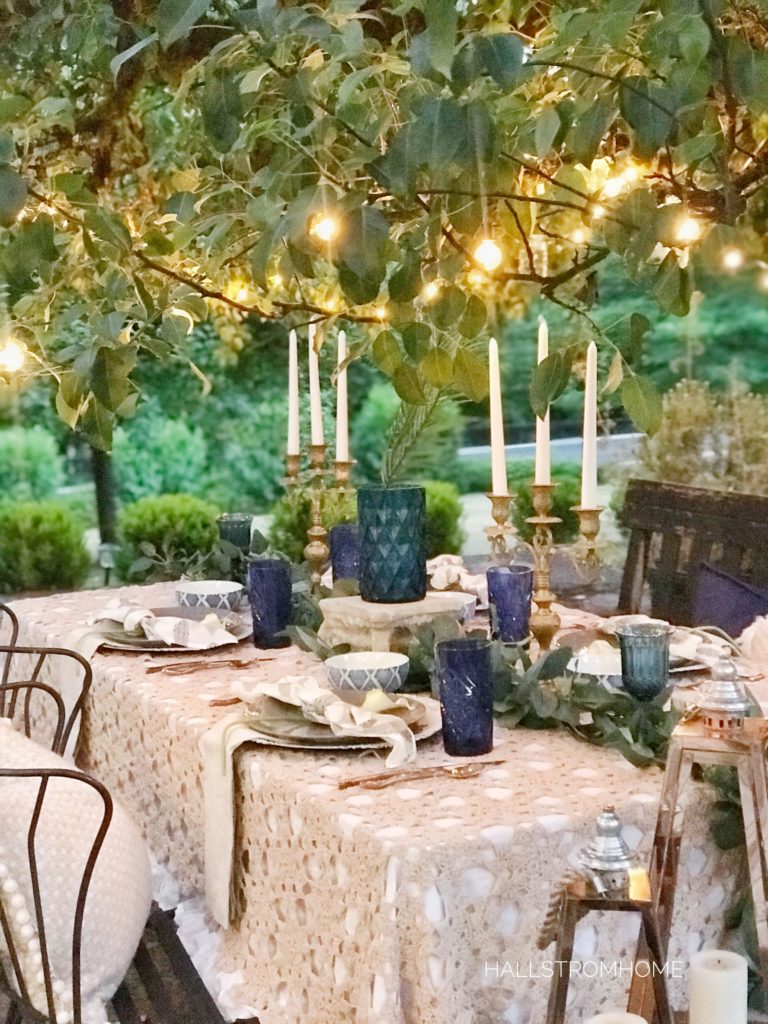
xmin=9 ymin=583 xmax=748 ymax=1024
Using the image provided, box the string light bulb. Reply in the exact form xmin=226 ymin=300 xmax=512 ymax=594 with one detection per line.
xmin=622 ymin=163 xmax=641 ymax=183
xmin=590 ymin=204 xmax=606 ymax=221
xmin=572 ymin=227 xmax=589 ymax=245
xmin=722 ymin=248 xmax=745 ymax=271
xmin=0 ymin=338 xmax=25 ymax=373
xmin=675 ymin=216 xmax=701 ymax=244
xmin=421 ymin=281 xmax=440 ymax=302
xmin=473 ymin=238 xmax=503 ymax=272
xmin=601 ymin=177 xmax=625 ymax=198
xmin=374 ymin=306 xmax=387 ymax=321
xmin=310 ymin=214 xmax=340 ymax=243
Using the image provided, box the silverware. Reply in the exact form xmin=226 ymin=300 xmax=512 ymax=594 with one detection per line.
xmin=209 ymin=696 xmax=243 ymax=708
xmin=146 ymin=657 xmax=272 ymax=676
xmin=338 ymin=759 xmax=506 ymax=791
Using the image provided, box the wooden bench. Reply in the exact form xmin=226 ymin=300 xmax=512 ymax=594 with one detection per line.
xmin=618 ymin=478 xmax=768 ymax=625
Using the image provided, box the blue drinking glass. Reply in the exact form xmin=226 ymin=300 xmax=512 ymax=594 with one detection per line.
xmin=435 ymin=638 xmax=494 ymax=757
xmin=247 ymin=558 xmax=292 ymax=649
xmin=329 ymin=523 xmax=360 ymax=582
xmin=487 ymin=565 xmax=534 ymax=643
xmin=217 ymin=513 xmax=254 ymax=551
xmin=614 ymin=621 xmax=674 ymax=700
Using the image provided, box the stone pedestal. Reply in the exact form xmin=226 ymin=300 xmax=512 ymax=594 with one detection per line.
xmin=318 ymin=592 xmax=475 ymax=651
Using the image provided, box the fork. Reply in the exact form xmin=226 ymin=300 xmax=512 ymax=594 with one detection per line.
xmin=338 ymin=759 xmax=506 ymax=790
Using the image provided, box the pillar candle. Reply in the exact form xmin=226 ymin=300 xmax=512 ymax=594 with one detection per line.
xmin=308 ymin=323 xmax=324 ymax=447
xmin=287 ymin=329 xmax=300 ymax=456
xmin=335 ymin=330 xmax=349 ymax=462
xmin=585 ymin=1015 xmax=647 ymax=1024
xmin=581 ymin=340 xmax=598 ymax=507
xmin=534 ymin=317 xmax=550 ymax=485
xmin=488 ymin=337 xmax=508 ymax=495
xmin=689 ymin=950 xmax=748 ymax=1024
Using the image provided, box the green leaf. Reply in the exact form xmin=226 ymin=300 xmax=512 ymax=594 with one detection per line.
xmin=621 ymin=375 xmax=663 ymax=436
xmin=569 ymin=97 xmax=613 ymax=165
xmin=620 ymin=77 xmax=676 ymax=157
xmin=414 ymin=97 xmax=468 ymax=167
xmin=91 ymin=345 xmax=137 ymax=413
xmin=477 ymin=33 xmax=524 ymax=90
xmin=84 ymin=209 xmax=132 ymax=253
xmin=0 ymin=132 xmax=13 ymax=165
xmin=372 ymin=331 xmax=402 ymax=376
xmin=143 ymin=228 xmax=175 ymax=256
xmin=340 ymin=205 xmax=389 ymax=281
xmin=393 ymin=363 xmax=428 ymax=405
xmin=201 ymin=74 xmax=242 ymax=153
xmin=420 ymin=347 xmax=454 ymax=388
xmin=603 ymin=351 xmax=624 ymax=395
xmin=530 ymin=351 xmax=570 ymax=418
xmin=156 ymin=0 xmax=211 ymax=47
xmin=424 ymin=0 xmax=458 ymax=78
xmin=0 ymin=166 xmax=26 ymax=226
xmin=402 ymin=322 xmax=431 ymax=361
xmin=110 ymin=33 xmax=158 ymax=78
xmin=389 ymin=259 xmax=422 ymax=303
xmin=452 ymin=348 xmax=488 ymax=401
xmin=458 ymin=294 xmax=487 ymax=338
xmin=338 ymin=264 xmax=381 ymax=305
xmin=654 ymin=252 xmax=692 ymax=316
xmin=679 ymin=16 xmax=710 ymax=65
xmin=432 ymin=285 xmax=466 ymax=329
xmin=535 ymin=107 xmax=561 ymax=158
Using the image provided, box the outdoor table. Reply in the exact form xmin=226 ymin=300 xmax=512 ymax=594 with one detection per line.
xmin=8 ymin=582 xmax=751 ymax=1024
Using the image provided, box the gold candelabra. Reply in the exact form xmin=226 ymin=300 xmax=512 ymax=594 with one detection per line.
xmin=571 ymin=504 xmax=606 ymax=568
xmin=485 ymin=492 xmax=517 ymax=564
xmin=333 ymin=459 xmax=356 ymax=491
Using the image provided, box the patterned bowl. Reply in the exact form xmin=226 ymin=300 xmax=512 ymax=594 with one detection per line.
xmin=175 ymin=579 xmax=244 ymax=612
xmin=325 ymin=652 xmax=410 ymax=693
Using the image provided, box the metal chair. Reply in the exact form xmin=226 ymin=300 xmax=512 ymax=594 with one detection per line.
xmin=0 ymin=604 xmax=20 ymax=684
xmin=619 ymin=478 xmax=768 ymax=625
xmin=0 ymin=649 xmax=92 ymax=757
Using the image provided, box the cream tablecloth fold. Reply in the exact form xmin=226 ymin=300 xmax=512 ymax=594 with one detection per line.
xmin=200 ymin=678 xmax=420 ymax=927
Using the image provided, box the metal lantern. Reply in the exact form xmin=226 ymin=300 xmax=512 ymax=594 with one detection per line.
xmin=541 ymin=807 xmax=673 ymax=1024
xmin=697 ymin=654 xmax=751 ymax=735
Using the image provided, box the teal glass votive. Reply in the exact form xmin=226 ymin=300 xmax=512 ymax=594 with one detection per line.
xmin=358 ymin=485 xmax=426 ymax=603
xmin=614 ymin=621 xmax=674 ymax=700
xmin=217 ymin=513 xmax=254 ymax=551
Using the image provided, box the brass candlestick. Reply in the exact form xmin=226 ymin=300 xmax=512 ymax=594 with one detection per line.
xmin=333 ymin=458 xmax=356 ymax=491
xmin=571 ymin=505 xmax=605 ymax=567
xmin=526 ymin=483 xmax=562 ymax=652
xmin=304 ymin=443 xmax=329 ymax=595
xmin=485 ymin=492 xmax=516 ymax=564
xmin=285 ymin=452 xmax=301 ymax=488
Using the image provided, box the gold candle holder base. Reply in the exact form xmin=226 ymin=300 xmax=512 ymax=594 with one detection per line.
xmin=285 ymin=452 xmax=301 ymax=488
xmin=333 ymin=459 xmax=356 ymax=491
xmin=304 ymin=444 xmax=329 ymax=594
xmin=526 ymin=483 xmax=562 ymax=652
xmin=571 ymin=505 xmax=605 ymax=567
xmin=485 ymin=492 xmax=516 ymax=564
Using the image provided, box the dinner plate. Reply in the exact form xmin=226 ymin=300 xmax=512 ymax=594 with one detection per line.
xmin=99 ymin=607 xmax=252 ymax=652
xmin=556 ymin=628 xmax=708 ymax=676
xmin=240 ymin=696 xmax=442 ymax=751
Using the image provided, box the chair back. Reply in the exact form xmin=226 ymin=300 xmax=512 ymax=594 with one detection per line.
xmin=618 ymin=478 xmax=768 ymax=625
xmin=0 ymin=767 xmax=113 ymax=1024
xmin=0 ymin=648 xmax=92 ymax=756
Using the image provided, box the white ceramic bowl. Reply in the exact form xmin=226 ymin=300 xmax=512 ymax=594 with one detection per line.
xmin=175 ymin=579 xmax=244 ymax=612
xmin=325 ymin=652 xmax=410 ymax=693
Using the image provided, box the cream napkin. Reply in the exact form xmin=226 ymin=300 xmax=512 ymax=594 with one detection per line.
xmin=427 ymin=554 xmax=488 ymax=609
xmin=201 ymin=678 xmax=421 ymax=926
xmin=68 ymin=599 xmax=240 ymax=659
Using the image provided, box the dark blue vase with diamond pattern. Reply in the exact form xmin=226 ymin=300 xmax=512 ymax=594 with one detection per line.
xmin=358 ymin=485 xmax=427 ymax=603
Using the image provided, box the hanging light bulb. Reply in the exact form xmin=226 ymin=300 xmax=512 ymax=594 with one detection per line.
xmin=310 ymin=214 xmax=340 ymax=243
xmin=676 ymin=216 xmax=701 ymax=244
xmin=590 ymin=204 xmax=606 ymax=221
xmin=374 ymin=306 xmax=387 ymax=321
xmin=270 ymin=273 xmax=283 ymax=287
xmin=0 ymin=338 xmax=25 ymax=373
xmin=601 ymin=177 xmax=625 ymax=198
xmin=622 ymin=163 xmax=641 ymax=183
xmin=421 ymin=281 xmax=440 ymax=302
xmin=722 ymin=248 xmax=745 ymax=271
xmin=572 ymin=227 xmax=589 ymax=245
xmin=473 ymin=238 xmax=503 ymax=271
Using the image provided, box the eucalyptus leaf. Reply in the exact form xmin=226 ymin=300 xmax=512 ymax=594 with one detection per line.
xmin=424 ymin=0 xmax=458 ymax=78
xmin=393 ymin=362 xmax=428 ymax=405
xmin=372 ymin=331 xmax=402 ymax=376
xmin=452 ymin=348 xmax=488 ymax=401
xmin=420 ymin=347 xmax=454 ymax=388
xmin=621 ymin=374 xmax=663 ymax=436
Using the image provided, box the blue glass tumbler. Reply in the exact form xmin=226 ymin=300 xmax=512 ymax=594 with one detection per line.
xmin=487 ymin=565 xmax=534 ymax=643
xmin=435 ymin=638 xmax=494 ymax=756
xmin=614 ymin=621 xmax=674 ymax=700
xmin=217 ymin=513 xmax=254 ymax=551
xmin=247 ymin=558 xmax=292 ymax=648
xmin=329 ymin=523 xmax=360 ymax=582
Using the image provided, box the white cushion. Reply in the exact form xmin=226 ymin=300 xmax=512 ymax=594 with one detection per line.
xmin=0 ymin=720 xmax=152 ymax=1024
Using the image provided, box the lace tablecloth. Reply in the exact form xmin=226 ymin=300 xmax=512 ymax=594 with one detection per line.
xmin=10 ymin=583 xmax=749 ymax=1024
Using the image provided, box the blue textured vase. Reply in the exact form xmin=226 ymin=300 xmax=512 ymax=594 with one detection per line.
xmin=487 ymin=565 xmax=533 ymax=643
xmin=615 ymin=621 xmax=673 ymax=700
xmin=247 ymin=558 xmax=292 ymax=648
xmin=329 ymin=523 xmax=360 ymax=582
xmin=358 ymin=486 xmax=427 ymax=604
xmin=217 ymin=513 xmax=254 ymax=550
xmin=435 ymin=638 xmax=494 ymax=756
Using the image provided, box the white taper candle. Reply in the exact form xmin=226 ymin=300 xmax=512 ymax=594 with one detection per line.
xmin=488 ymin=337 xmax=507 ymax=495
xmin=287 ymin=329 xmax=300 ymax=456
xmin=308 ymin=322 xmax=324 ymax=446
xmin=534 ymin=317 xmax=551 ymax=485
xmin=335 ymin=330 xmax=349 ymax=462
xmin=689 ymin=950 xmax=748 ymax=1024
xmin=581 ymin=340 xmax=598 ymax=507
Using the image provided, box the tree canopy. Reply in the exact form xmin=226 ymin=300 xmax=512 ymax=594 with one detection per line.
xmin=0 ymin=0 xmax=767 ymax=452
